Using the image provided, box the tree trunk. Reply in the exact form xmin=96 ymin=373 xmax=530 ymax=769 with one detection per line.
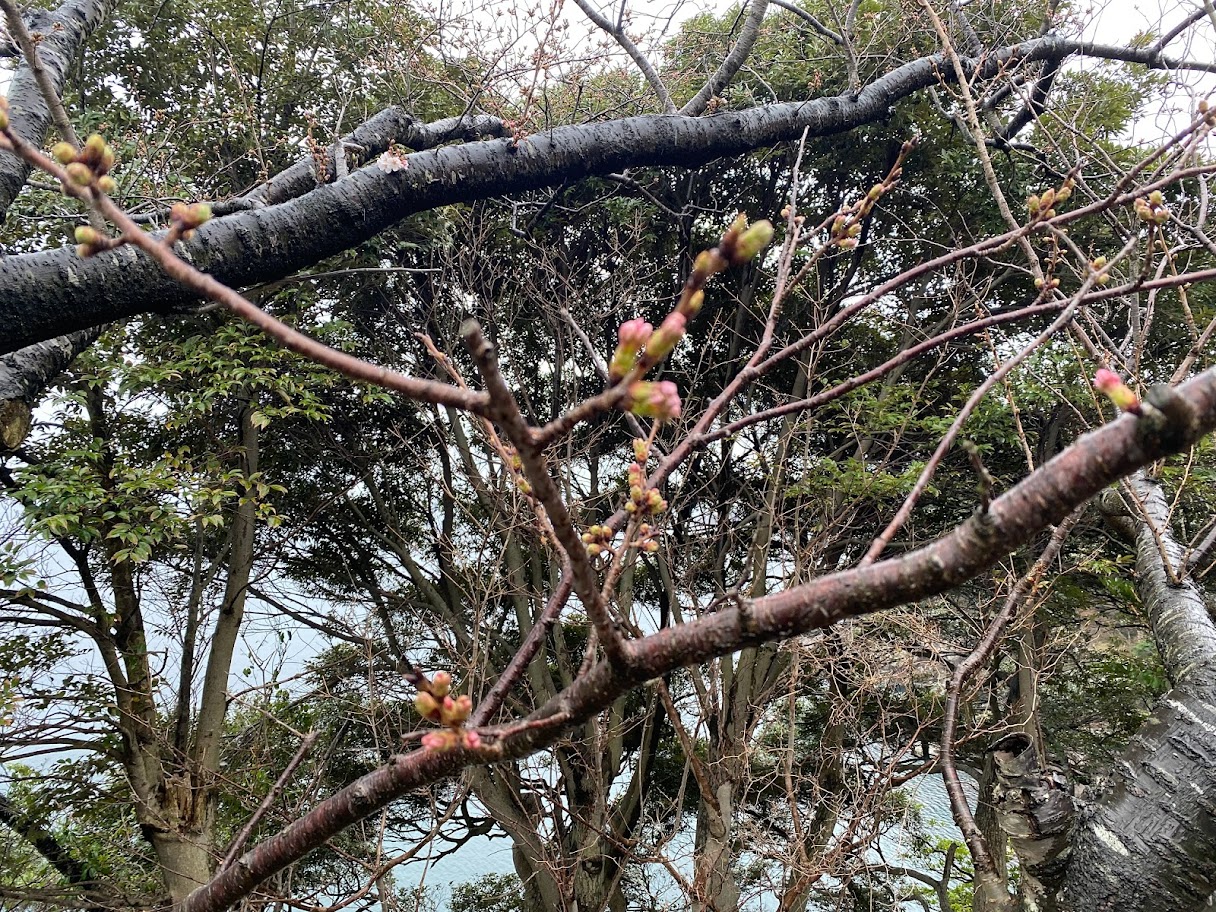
xmin=149 ymin=831 xmax=214 ymax=907
xmin=692 ymin=766 xmax=740 ymax=912
xmin=1049 ymin=474 xmax=1216 ymax=910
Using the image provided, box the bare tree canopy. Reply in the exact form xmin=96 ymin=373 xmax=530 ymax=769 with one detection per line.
xmin=2 ymin=1 xmax=1216 ymax=911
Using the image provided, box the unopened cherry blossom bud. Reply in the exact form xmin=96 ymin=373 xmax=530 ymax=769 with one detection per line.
xmin=729 ymin=220 xmax=774 ymax=264
xmin=51 ymin=142 xmax=76 ymax=164
xmin=464 ymin=730 xmax=482 ymax=749
xmin=610 ymin=318 xmax=653 ymax=380
xmin=415 ymin=691 xmax=439 ymax=719
xmin=422 ymin=730 xmax=455 ymax=751
xmin=679 ymin=289 xmax=705 ymax=318
xmin=694 ymin=249 xmax=727 ymax=278
xmin=1094 ymin=368 xmax=1140 ymax=413
xmin=441 ymin=694 xmax=472 ymax=725
xmin=431 ymin=671 xmax=452 ymax=697
xmin=633 ymin=439 xmax=649 ymax=462
xmin=627 ymin=381 xmax=681 ymax=421
xmin=645 ymin=312 xmax=686 ymax=361
xmin=65 ymin=162 xmax=93 ymax=186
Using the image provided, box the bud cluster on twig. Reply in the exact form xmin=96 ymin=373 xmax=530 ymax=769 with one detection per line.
xmin=1134 ymin=190 xmax=1170 ymax=225
xmin=414 ymin=670 xmax=481 ymax=751
xmin=827 ymin=138 xmax=915 ymax=249
xmin=1026 ymin=178 xmax=1073 ymax=223
xmin=607 ymin=213 xmax=774 ymax=425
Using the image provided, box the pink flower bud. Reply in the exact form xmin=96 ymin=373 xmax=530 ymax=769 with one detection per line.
xmin=1094 ymin=369 xmax=1141 ymax=413
xmin=610 ymin=319 xmax=653 ymax=381
xmin=618 ymin=318 xmax=653 ymax=349
xmin=422 ymin=730 xmax=454 ymax=751
xmin=464 ymin=729 xmax=482 ymax=749
xmin=627 ymin=381 xmax=682 ymax=421
xmin=441 ymin=694 xmax=472 ymax=725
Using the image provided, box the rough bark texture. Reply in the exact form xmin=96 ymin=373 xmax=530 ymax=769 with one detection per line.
xmin=0 ymin=0 xmax=116 ymax=223
xmin=990 ymin=734 xmax=1074 ymax=909
xmin=0 ymin=38 xmax=1197 ymax=353
xmin=0 ymin=326 xmax=102 ymax=449
xmin=1050 ymin=473 xmax=1216 ymax=911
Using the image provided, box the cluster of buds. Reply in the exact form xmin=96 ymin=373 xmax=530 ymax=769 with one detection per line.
xmin=626 ymin=380 xmax=681 ymax=421
xmin=626 ymin=460 xmax=667 ymax=516
xmin=73 ymin=225 xmax=122 ymax=258
xmin=608 ymin=214 xmax=774 ymax=387
xmin=52 ymin=134 xmax=118 ymax=195
xmin=1089 ymin=255 xmax=1111 ymax=285
xmin=1026 ymin=179 xmax=1073 ymax=222
xmin=1093 ymin=368 xmax=1141 ymax=414
xmin=581 ymin=524 xmax=614 ymax=557
xmin=1033 ymin=275 xmax=1060 ymax=291
xmin=827 ymin=141 xmax=914 ymax=249
xmin=1200 ymin=99 xmax=1215 ymax=124
xmin=632 ymin=522 xmax=661 ymax=553
xmin=1134 ymin=191 xmax=1169 ymax=225
xmin=167 ymin=201 xmax=213 ymax=243
xmin=415 ymin=671 xmax=482 ymax=751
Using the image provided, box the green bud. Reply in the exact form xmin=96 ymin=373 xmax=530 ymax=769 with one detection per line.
xmin=731 ymin=220 xmax=774 ymax=264
xmin=65 ymin=162 xmax=93 ymax=186
xmin=51 ymin=142 xmax=76 ymax=164
xmin=74 ymin=225 xmax=101 ymax=245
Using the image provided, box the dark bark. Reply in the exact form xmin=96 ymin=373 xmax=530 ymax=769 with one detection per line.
xmin=0 ymin=0 xmax=117 ymax=223
xmin=0 ymin=325 xmax=101 ymax=449
xmin=181 ymin=349 xmax=1216 ymax=912
xmin=0 ymin=110 xmax=505 ymax=446
xmin=0 ymin=792 xmax=108 ymax=906
xmin=0 ymin=37 xmax=1206 ymax=354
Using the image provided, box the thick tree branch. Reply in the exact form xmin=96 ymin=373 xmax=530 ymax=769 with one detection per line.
xmin=0 ymin=792 xmax=107 ymax=906
xmin=1052 ymin=469 xmax=1216 ymax=911
xmin=0 ymin=0 xmax=116 ymax=223
xmin=680 ymin=0 xmax=770 ymax=116
xmin=1 ymin=37 xmax=1208 ymax=354
xmin=0 ymin=325 xmax=101 ymax=449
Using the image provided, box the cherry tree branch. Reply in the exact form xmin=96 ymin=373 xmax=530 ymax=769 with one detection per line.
xmin=183 ymin=361 xmax=1216 ymax=912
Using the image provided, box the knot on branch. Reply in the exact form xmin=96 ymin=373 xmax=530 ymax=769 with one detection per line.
xmin=1137 ymin=383 xmax=1199 ymax=454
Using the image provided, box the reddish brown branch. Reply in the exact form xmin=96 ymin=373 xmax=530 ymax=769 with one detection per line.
xmin=460 ymin=321 xmax=631 ymax=669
